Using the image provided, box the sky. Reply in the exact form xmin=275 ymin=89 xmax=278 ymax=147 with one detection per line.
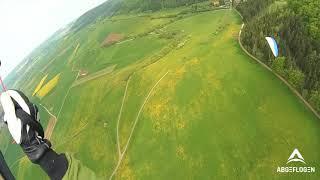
xmin=0 ymin=0 xmax=107 ymax=78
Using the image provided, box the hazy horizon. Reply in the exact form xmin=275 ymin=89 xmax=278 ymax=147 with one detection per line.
xmin=0 ymin=0 xmax=107 ymax=78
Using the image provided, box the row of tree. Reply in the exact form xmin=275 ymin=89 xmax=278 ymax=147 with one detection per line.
xmin=118 ymin=0 xmax=210 ymax=12
xmin=236 ymin=0 xmax=320 ymax=112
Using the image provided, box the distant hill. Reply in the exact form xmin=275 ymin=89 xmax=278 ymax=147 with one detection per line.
xmin=70 ymin=0 xmax=123 ymax=32
xmin=70 ymin=0 xmax=210 ymax=32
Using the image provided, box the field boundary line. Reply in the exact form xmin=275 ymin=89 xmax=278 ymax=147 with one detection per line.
xmin=116 ymin=77 xmax=131 ymax=157
xmin=57 ymin=72 xmax=80 ymax=120
xmin=40 ymin=104 xmax=57 ymax=119
xmin=40 ymin=104 xmax=58 ymax=140
xmin=55 ymin=122 xmax=89 ymax=148
xmin=109 ymin=71 xmax=169 ymax=180
xmin=68 ymin=43 xmax=80 ymax=65
xmin=57 ymin=42 xmax=83 ymax=119
xmin=44 ymin=117 xmax=57 ymax=140
xmin=235 ymin=9 xmax=320 ymax=120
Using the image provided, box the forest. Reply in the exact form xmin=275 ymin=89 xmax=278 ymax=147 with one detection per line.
xmin=236 ymin=0 xmax=320 ymax=112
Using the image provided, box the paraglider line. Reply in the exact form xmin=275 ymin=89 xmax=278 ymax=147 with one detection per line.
xmin=0 ymin=76 xmax=7 ymax=92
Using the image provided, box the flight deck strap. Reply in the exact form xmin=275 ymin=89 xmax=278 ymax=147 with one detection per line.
xmin=18 ymin=110 xmax=44 ymax=138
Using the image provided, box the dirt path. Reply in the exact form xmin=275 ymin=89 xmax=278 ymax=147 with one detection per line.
xmin=116 ymin=77 xmax=131 ymax=157
xmin=71 ymin=65 xmax=116 ymax=88
xmin=57 ymin=72 xmax=80 ymax=120
xmin=235 ymin=9 xmax=320 ymax=120
xmin=40 ymin=103 xmax=57 ymax=119
xmin=55 ymin=122 xmax=89 ymax=148
xmin=40 ymin=104 xmax=57 ymax=140
xmin=68 ymin=43 xmax=80 ymax=65
xmin=109 ymin=71 xmax=169 ymax=180
xmin=38 ymin=43 xmax=83 ymax=146
xmin=44 ymin=117 xmax=57 ymax=140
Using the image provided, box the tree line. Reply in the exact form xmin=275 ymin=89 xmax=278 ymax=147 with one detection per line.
xmin=119 ymin=0 xmax=210 ymax=12
xmin=236 ymin=0 xmax=320 ymax=112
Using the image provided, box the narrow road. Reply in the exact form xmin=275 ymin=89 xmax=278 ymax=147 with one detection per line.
xmin=68 ymin=43 xmax=80 ymax=65
xmin=71 ymin=65 xmax=116 ymax=88
xmin=40 ymin=104 xmax=57 ymax=120
xmin=57 ymin=72 xmax=79 ymax=120
xmin=116 ymin=77 xmax=131 ymax=157
xmin=109 ymin=71 xmax=169 ymax=180
xmin=40 ymin=104 xmax=57 ymax=140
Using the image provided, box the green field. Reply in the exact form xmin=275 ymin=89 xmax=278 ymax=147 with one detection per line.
xmin=1 ymin=3 xmax=320 ymax=180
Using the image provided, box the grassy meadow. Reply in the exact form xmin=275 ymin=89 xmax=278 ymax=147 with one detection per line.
xmin=1 ymin=4 xmax=320 ymax=180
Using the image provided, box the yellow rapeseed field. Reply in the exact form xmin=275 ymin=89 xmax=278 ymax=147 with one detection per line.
xmin=36 ymin=73 xmax=61 ymax=98
xmin=32 ymin=74 xmax=48 ymax=96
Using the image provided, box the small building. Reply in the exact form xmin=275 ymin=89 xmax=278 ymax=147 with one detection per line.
xmin=79 ymin=70 xmax=88 ymax=77
xmin=212 ymin=0 xmax=220 ymax=7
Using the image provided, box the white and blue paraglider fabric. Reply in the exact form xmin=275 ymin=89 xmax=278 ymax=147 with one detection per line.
xmin=265 ymin=37 xmax=279 ymax=57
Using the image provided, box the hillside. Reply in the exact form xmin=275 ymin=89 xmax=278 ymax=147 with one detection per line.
xmin=1 ymin=1 xmax=320 ymax=180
